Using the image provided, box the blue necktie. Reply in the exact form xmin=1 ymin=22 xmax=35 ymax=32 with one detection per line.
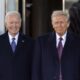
xmin=11 ymin=38 xmax=16 ymax=52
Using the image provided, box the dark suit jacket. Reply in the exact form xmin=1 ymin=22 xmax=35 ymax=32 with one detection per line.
xmin=0 ymin=32 xmax=34 ymax=80
xmin=32 ymin=31 xmax=80 ymax=80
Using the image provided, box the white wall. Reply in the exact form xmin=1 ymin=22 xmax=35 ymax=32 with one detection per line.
xmin=63 ymin=0 xmax=78 ymax=11
xmin=0 ymin=0 xmax=18 ymax=35
xmin=6 ymin=0 xmax=18 ymax=11
xmin=0 ymin=0 xmax=5 ymax=34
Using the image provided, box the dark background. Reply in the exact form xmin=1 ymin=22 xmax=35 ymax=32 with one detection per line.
xmin=18 ymin=0 xmax=62 ymax=38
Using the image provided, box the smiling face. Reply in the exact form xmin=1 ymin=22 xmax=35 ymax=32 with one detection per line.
xmin=52 ymin=15 xmax=69 ymax=36
xmin=5 ymin=14 xmax=21 ymax=37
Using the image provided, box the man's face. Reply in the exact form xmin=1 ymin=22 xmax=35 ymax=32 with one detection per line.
xmin=52 ymin=15 xmax=69 ymax=36
xmin=6 ymin=15 xmax=21 ymax=36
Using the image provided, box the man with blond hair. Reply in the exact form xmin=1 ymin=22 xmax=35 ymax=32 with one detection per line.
xmin=32 ymin=10 xmax=80 ymax=80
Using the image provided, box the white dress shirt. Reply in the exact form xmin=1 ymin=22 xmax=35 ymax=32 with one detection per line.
xmin=56 ymin=32 xmax=67 ymax=48
xmin=8 ymin=33 xmax=19 ymax=45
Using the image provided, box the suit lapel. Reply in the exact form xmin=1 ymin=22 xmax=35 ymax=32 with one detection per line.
xmin=15 ymin=33 xmax=25 ymax=55
xmin=61 ymin=31 xmax=74 ymax=60
xmin=46 ymin=32 xmax=74 ymax=62
xmin=2 ymin=32 xmax=13 ymax=56
xmin=4 ymin=33 xmax=25 ymax=56
xmin=46 ymin=32 xmax=59 ymax=63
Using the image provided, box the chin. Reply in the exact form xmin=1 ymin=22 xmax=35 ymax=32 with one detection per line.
xmin=58 ymin=33 xmax=63 ymax=36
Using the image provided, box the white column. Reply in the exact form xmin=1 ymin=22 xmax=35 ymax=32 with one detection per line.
xmin=62 ymin=0 xmax=65 ymax=12
xmin=0 ymin=0 xmax=5 ymax=34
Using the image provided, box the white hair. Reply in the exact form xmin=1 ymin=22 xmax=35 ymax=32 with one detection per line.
xmin=5 ymin=11 xmax=21 ymax=23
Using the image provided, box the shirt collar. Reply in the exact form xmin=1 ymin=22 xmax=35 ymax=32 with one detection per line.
xmin=8 ymin=32 xmax=19 ymax=44
xmin=56 ymin=31 xmax=67 ymax=47
xmin=56 ymin=31 xmax=67 ymax=41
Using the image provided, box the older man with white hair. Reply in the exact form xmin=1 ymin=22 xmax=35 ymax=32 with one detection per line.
xmin=0 ymin=11 xmax=34 ymax=80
